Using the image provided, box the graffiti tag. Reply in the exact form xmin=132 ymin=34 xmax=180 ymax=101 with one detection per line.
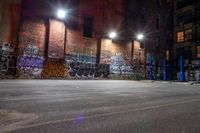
xmin=17 ymin=56 xmax=43 ymax=68
xmin=42 ymin=61 xmax=67 ymax=78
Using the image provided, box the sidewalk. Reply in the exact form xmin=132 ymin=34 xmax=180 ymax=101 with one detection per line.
xmin=142 ymin=80 xmax=200 ymax=86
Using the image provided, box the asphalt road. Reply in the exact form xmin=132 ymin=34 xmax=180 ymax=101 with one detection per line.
xmin=0 ymin=80 xmax=200 ymax=133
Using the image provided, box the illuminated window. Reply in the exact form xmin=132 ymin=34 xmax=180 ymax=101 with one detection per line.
xmin=177 ymin=31 xmax=184 ymax=43
xmin=185 ymin=29 xmax=192 ymax=41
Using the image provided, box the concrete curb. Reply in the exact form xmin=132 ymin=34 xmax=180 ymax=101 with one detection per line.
xmin=141 ymin=80 xmax=199 ymax=86
xmin=191 ymin=82 xmax=200 ymax=86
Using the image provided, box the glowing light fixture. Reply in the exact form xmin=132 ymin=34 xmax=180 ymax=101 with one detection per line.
xmin=109 ymin=31 xmax=117 ymax=39
xmin=57 ymin=9 xmax=67 ymax=19
xmin=137 ymin=34 xmax=144 ymax=40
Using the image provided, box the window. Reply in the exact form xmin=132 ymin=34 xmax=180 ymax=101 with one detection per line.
xmin=140 ymin=7 xmax=146 ymax=24
xmin=197 ymin=46 xmax=200 ymax=58
xmin=185 ymin=29 xmax=192 ymax=41
xmin=156 ymin=15 xmax=160 ymax=29
xmin=83 ymin=16 xmax=93 ymax=38
xmin=177 ymin=31 xmax=184 ymax=43
xmin=155 ymin=38 xmax=160 ymax=52
xmin=166 ymin=50 xmax=170 ymax=61
xmin=176 ymin=11 xmax=193 ymax=26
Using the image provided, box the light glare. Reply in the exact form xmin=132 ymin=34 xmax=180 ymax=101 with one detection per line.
xmin=137 ymin=34 xmax=144 ymax=40
xmin=109 ymin=32 xmax=117 ymax=39
xmin=57 ymin=9 xmax=67 ymax=19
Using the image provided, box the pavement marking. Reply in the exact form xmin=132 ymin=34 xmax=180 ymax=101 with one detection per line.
xmin=4 ymin=98 xmax=200 ymax=132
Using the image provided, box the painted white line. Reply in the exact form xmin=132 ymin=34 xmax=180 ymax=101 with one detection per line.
xmin=4 ymin=98 xmax=200 ymax=132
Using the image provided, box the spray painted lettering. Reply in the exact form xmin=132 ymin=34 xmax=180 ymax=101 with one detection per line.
xmin=0 ymin=54 xmax=9 ymax=72
xmin=17 ymin=44 xmax=44 ymax=78
xmin=65 ymin=54 xmax=109 ymax=79
xmin=23 ymin=44 xmax=38 ymax=56
xmin=17 ymin=55 xmax=44 ymax=78
xmin=0 ymin=43 xmax=16 ymax=78
xmin=42 ymin=61 xmax=67 ymax=78
xmin=17 ymin=56 xmax=43 ymax=68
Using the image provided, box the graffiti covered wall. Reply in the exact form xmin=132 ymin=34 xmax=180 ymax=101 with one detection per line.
xmin=0 ymin=42 xmax=16 ymax=79
xmin=100 ymin=39 xmax=133 ymax=79
xmin=18 ymin=19 xmax=45 ymax=78
xmin=100 ymin=39 xmax=145 ymax=80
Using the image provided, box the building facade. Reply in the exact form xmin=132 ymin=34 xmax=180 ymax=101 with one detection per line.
xmin=174 ymin=0 xmax=200 ymax=81
xmin=0 ymin=0 xmax=21 ymax=78
xmin=0 ymin=0 xmax=146 ymax=79
xmin=124 ymin=0 xmax=174 ymax=80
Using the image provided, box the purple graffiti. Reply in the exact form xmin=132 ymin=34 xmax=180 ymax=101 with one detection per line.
xmin=17 ymin=56 xmax=44 ymax=68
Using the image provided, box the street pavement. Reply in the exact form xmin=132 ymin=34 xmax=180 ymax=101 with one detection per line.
xmin=0 ymin=80 xmax=200 ymax=133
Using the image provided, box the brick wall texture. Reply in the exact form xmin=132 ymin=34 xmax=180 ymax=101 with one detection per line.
xmin=0 ymin=0 xmax=145 ymax=79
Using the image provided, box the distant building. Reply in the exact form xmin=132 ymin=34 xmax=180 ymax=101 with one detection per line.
xmin=174 ymin=0 xmax=200 ymax=61
xmin=124 ymin=0 xmax=173 ymax=79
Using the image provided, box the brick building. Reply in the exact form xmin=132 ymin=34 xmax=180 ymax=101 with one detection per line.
xmin=174 ymin=0 xmax=200 ymax=60
xmin=10 ymin=0 xmax=144 ymax=79
xmin=124 ymin=0 xmax=174 ymax=79
xmin=1 ymin=0 xmax=178 ymax=80
xmin=173 ymin=0 xmax=200 ymax=81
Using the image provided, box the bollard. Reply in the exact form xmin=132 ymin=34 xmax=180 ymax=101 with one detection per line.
xmin=163 ymin=58 xmax=167 ymax=81
xmin=150 ymin=60 xmax=153 ymax=80
xmin=180 ymin=56 xmax=185 ymax=82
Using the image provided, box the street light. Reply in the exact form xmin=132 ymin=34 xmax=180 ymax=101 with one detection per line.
xmin=57 ymin=9 xmax=67 ymax=19
xmin=109 ymin=31 xmax=117 ymax=39
xmin=137 ymin=34 xmax=144 ymax=40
